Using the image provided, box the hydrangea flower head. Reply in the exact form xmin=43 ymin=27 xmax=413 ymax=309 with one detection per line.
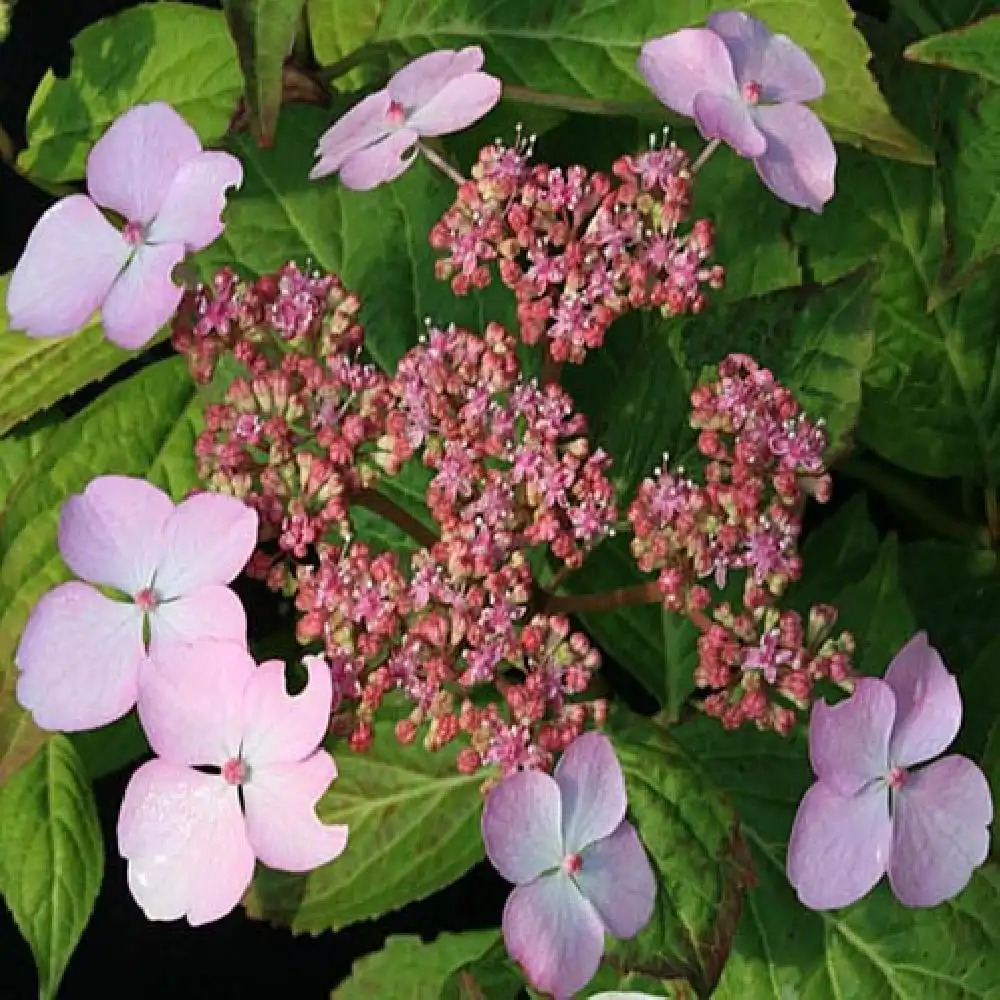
xmin=310 ymin=47 xmax=501 ymax=189
xmin=119 ymin=642 xmax=347 ymax=925
xmin=638 ymin=12 xmax=835 ymax=211
xmin=787 ymin=632 xmax=993 ymax=909
xmin=7 ymin=102 xmax=242 ymax=347
xmin=482 ymin=731 xmax=655 ymax=999
xmin=16 ymin=475 xmax=257 ymax=731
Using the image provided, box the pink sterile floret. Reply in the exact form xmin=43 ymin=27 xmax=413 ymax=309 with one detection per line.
xmin=118 ymin=641 xmax=347 ymax=925
xmin=638 ymin=11 xmax=835 ymax=212
xmin=310 ymin=47 xmax=501 ymax=189
xmin=16 ymin=475 xmax=258 ymax=732
xmin=6 ymin=102 xmax=242 ymax=347
xmin=481 ymin=732 xmax=656 ymax=999
xmin=787 ymin=632 xmax=994 ymax=909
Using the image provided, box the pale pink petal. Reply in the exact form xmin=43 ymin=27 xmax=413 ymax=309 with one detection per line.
xmin=503 ymin=872 xmax=605 ymax=1000
xmin=575 ymin=822 xmax=655 ymax=938
xmin=118 ymin=759 xmax=255 ymax=926
xmin=884 ymin=632 xmax=962 ymax=769
xmin=707 ymin=11 xmax=825 ymax=102
xmin=310 ymin=90 xmax=394 ymax=179
xmin=750 ymin=103 xmax=836 ymax=213
xmin=87 ymin=102 xmax=202 ymax=224
xmin=147 ymin=585 xmax=248 ymax=652
xmin=388 ymin=47 xmax=485 ymax=109
xmin=889 ymin=756 xmax=993 ymax=907
xmin=637 ymin=30 xmax=738 ymax=117
xmin=146 ymin=151 xmax=243 ymax=252
xmin=787 ymin=782 xmax=891 ymax=910
xmin=554 ymin=731 xmax=626 ymax=854
xmin=809 ymin=679 xmax=894 ymax=796
xmin=101 ymin=241 xmax=186 ymax=349
xmin=6 ymin=194 xmax=129 ymax=338
xmin=242 ymin=751 xmax=348 ymax=871
xmin=407 ymin=73 xmax=501 ymax=136
xmin=339 ymin=129 xmax=419 ymax=190
xmin=693 ymin=91 xmax=766 ymax=157
xmin=16 ymin=582 xmax=143 ymax=731
xmin=136 ymin=639 xmax=255 ymax=766
xmin=482 ymin=770 xmax=564 ymax=884
xmin=153 ymin=492 xmax=258 ymax=598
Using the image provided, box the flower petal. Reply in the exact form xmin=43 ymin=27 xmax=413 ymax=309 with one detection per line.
xmin=58 ymin=475 xmax=173 ymax=595
xmin=388 ymin=47 xmax=485 ymax=109
xmin=153 ymin=492 xmax=258 ymax=598
xmin=148 ymin=584 xmax=248 ymax=652
xmin=338 ymin=129 xmax=420 ymax=190
xmin=87 ymin=102 xmax=202 ymax=224
xmin=554 ymin=731 xmax=626 ymax=853
xmin=16 ymin=582 xmax=143 ymax=731
xmin=145 ymin=150 xmax=243 ymax=252
xmin=310 ymin=90 xmax=394 ymax=179
xmin=707 ymin=11 xmax=825 ymax=102
xmin=407 ymin=73 xmax=501 ymax=136
xmin=101 ymin=241 xmax=186 ymax=349
xmin=575 ymin=821 xmax=656 ymax=938
xmin=889 ymin=755 xmax=993 ymax=907
xmin=6 ymin=194 xmax=129 ymax=339
xmin=503 ymin=872 xmax=605 ymax=1000
xmin=239 ymin=655 xmax=332 ymax=766
xmin=809 ymin=678 xmax=895 ymax=796
xmin=483 ymin=770 xmax=564 ymax=884
xmin=242 ymin=751 xmax=348 ymax=871
xmin=136 ymin=639 xmax=255 ymax=766
xmin=751 ymin=103 xmax=836 ymax=213
xmin=638 ymin=30 xmax=738 ymax=117
xmin=884 ymin=632 xmax=962 ymax=769
xmin=118 ymin=759 xmax=254 ymax=926
xmin=693 ymin=91 xmax=766 ymax=157
xmin=786 ymin=782 xmax=891 ymax=910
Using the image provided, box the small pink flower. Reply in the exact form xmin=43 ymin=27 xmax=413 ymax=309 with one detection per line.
xmin=310 ymin=47 xmax=501 ymax=189
xmin=787 ymin=633 xmax=993 ymax=909
xmin=16 ymin=475 xmax=257 ymax=732
xmin=638 ymin=12 xmax=835 ymax=211
xmin=7 ymin=102 xmax=242 ymax=347
xmin=481 ymin=732 xmax=655 ymax=999
xmin=119 ymin=642 xmax=347 ymax=925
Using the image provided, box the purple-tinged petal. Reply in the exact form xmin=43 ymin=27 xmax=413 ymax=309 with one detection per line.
xmin=750 ymin=103 xmax=836 ymax=213
xmin=407 ymin=73 xmax=501 ymax=136
xmin=483 ymin=770 xmax=564 ymax=884
xmin=136 ymin=639 xmax=254 ymax=766
xmin=809 ymin=678 xmax=894 ymax=796
xmin=153 ymin=492 xmax=258 ymax=598
xmin=146 ymin=151 xmax=243 ymax=252
xmin=118 ymin=760 xmax=254 ymax=926
xmin=101 ymin=241 xmax=186 ymax=349
xmin=338 ymin=128 xmax=420 ymax=190
xmin=638 ymin=30 xmax=738 ymax=117
xmin=388 ymin=47 xmax=485 ymax=109
xmin=59 ymin=475 xmax=173 ymax=595
xmin=554 ymin=731 xmax=626 ymax=853
xmin=575 ymin=821 xmax=655 ymax=938
xmin=693 ymin=91 xmax=766 ymax=157
xmin=6 ymin=194 xmax=129 ymax=339
xmin=87 ymin=102 xmax=202 ymax=224
xmin=243 ymin=751 xmax=348 ymax=871
xmin=707 ymin=11 xmax=825 ymax=102
xmin=16 ymin=582 xmax=143 ymax=731
xmin=884 ymin=632 xmax=961 ymax=769
xmin=503 ymin=872 xmax=605 ymax=1000
xmin=148 ymin=584 xmax=248 ymax=653
xmin=310 ymin=90 xmax=394 ymax=179
xmin=889 ymin=755 xmax=992 ymax=907
xmin=787 ymin=782 xmax=891 ymax=910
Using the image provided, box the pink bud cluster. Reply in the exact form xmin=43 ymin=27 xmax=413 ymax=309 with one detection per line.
xmin=430 ymin=134 xmax=724 ymax=364
xmin=628 ymin=354 xmax=853 ymax=732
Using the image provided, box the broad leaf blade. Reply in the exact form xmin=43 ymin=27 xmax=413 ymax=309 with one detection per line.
xmin=905 ymin=14 xmax=1000 ymax=85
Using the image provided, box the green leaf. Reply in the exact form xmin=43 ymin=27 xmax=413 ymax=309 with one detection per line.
xmin=246 ymin=718 xmax=485 ymax=932
xmin=223 ymin=0 xmax=307 ymax=145
xmin=18 ymin=2 xmax=242 ymax=183
xmin=906 ymin=14 xmax=1000 ymax=85
xmin=441 ymin=937 xmax=526 ymax=1000
xmin=953 ymin=636 xmax=1000 ymax=761
xmin=0 ymin=735 xmax=103 ymax=1000
xmin=70 ymin=712 xmax=150 ymax=781
xmin=0 ymin=357 xmax=201 ymax=783
xmin=573 ymin=967 xmax=696 ymax=999
xmin=307 ymin=0 xmax=384 ymax=71
xmin=982 ymin=720 xmax=1000 ymax=853
xmin=0 ymin=412 xmax=59 ymax=505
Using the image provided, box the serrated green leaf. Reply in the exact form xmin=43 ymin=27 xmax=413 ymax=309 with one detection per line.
xmin=0 ymin=413 xmax=59 ymax=505
xmin=441 ymin=936 xmax=526 ymax=1000
xmin=18 ymin=2 xmax=242 ymax=183
xmin=0 ymin=735 xmax=103 ymax=1000
xmin=906 ymin=14 xmax=1000 ymax=84
xmin=307 ymin=0 xmax=384 ymax=75
xmin=573 ymin=967 xmax=696 ymax=999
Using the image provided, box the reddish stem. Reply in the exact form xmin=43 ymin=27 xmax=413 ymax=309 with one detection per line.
xmin=351 ymin=488 xmax=439 ymax=550
xmin=541 ymin=580 xmax=662 ymax=615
